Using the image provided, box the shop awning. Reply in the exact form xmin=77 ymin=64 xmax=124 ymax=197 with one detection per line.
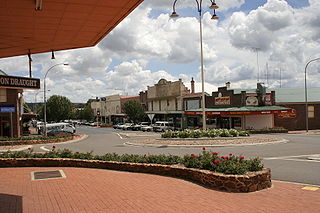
xmin=185 ymin=106 xmax=296 ymax=116
xmin=0 ymin=0 xmax=143 ymax=58
xmin=145 ymin=111 xmax=184 ymax=115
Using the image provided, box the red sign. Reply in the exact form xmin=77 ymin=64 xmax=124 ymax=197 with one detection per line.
xmin=278 ymin=109 xmax=297 ymax=118
xmin=215 ymin=97 xmax=230 ymax=105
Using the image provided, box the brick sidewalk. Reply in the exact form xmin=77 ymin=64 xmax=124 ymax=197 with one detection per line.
xmin=0 ymin=167 xmax=319 ymax=213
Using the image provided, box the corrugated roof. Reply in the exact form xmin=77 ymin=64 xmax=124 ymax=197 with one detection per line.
xmin=271 ymin=88 xmax=320 ymax=103
xmin=229 ymin=87 xmax=320 ymax=103
xmin=228 ymin=88 xmax=257 ymax=94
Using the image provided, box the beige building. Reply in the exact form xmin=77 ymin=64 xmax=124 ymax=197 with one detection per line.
xmin=140 ymin=79 xmax=191 ymax=128
xmin=91 ymin=94 xmax=140 ymax=124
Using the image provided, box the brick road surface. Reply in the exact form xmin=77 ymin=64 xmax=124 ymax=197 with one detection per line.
xmin=0 ymin=167 xmax=319 ymax=213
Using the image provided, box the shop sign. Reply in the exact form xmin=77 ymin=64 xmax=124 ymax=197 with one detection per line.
xmin=246 ymin=95 xmax=258 ymax=106
xmin=0 ymin=106 xmax=16 ymax=113
xmin=0 ymin=75 xmax=40 ymax=90
xmin=278 ymin=109 xmax=296 ymax=118
xmin=264 ymin=94 xmax=272 ymax=106
xmin=215 ymin=96 xmax=230 ymax=105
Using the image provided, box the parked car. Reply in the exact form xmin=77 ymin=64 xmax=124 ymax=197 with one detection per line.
xmin=141 ymin=125 xmax=154 ymax=132
xmin=132 ymin=122 xmax=150 ymax=131
xmin=153 ymin=121 xmax=174 ymax=132
xmin=122 ymin=123 xmax=134 ymax=130
xmin=113 ymin=123 xmax=124 ymax=129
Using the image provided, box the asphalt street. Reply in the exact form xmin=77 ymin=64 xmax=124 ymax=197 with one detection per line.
xmin=32 ymin=126 xmax=320 ymax=186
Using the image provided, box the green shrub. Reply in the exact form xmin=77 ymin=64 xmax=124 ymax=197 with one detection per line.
xmin=161 ymin=129 xmax=250 ymax=139
xmin=0 ymin=148 xmax=263 ymax=175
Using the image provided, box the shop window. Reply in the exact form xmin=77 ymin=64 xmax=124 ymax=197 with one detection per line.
xmin=0 ymin=88 xmax=6 ymax=102
xmin=308 ymin=106 xmax=315 ymax=118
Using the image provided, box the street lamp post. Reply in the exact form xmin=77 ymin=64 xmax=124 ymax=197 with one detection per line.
xmin=170 ymin=0 xmax=219 ymax=130
xmin=43 ymin=63 xmax=68 ymax=136
xmin=304 ymin=57 xmax=320 ymax=132
xmin=34 ymin=90 xmax=50 ymax=113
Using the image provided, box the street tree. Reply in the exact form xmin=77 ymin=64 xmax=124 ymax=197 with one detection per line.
xmin=45 ymin=95 xmax=73 ymax=122
xmin=123 ymin=100 xmax=145 ymax=123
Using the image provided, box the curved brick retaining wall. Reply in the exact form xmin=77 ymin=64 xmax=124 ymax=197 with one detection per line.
xmin=0 ymin=158 xmax=271 ymax=192
xmin=0 ymin=135 xmax=76 ymax=146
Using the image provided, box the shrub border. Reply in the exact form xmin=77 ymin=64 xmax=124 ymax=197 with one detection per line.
xmin=0 ymin=158 xmax=271 ymax=193
xmin=0 ymin=135 xmax=81 ymax=146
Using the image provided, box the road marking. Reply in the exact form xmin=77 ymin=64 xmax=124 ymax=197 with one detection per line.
xmin=40 ymin=146 xmax=51 ymax=152
xmin=116 ymin=133 xmax=123 ymax=139
xmin=264 ymin=154 xmax=320 ymax=160
xmin=302 ymin=186 xmax=319 ymax=191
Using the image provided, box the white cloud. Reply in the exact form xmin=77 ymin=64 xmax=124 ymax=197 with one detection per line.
xmin=4 ymin=0 xmax=320 ymax=103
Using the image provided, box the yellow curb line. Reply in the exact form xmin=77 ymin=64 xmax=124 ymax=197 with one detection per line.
xmin=302 ymin=186 xmax=319 ymax=191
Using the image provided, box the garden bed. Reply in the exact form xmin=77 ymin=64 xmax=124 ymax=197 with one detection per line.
xmin=0 ymin=148 xmax=271 ymax=192
xmin=0 ymin=135 xmax=79 ymax=146
xmin=0 ymin=158 xmax=271 ymax=192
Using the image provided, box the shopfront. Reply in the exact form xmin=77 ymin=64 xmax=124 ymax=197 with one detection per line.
xmin=185 ymin=106 xmax=295 ymax=130
xmin=0 ymin=74 xmax=40 ymax=137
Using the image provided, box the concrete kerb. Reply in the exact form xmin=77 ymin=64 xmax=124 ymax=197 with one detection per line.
xmin=124 ymin=138 xmax=289 ymax=148
xmin=0 ymin=134 xmax=88 ymax=152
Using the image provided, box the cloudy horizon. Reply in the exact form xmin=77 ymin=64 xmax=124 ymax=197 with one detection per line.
xmin=1 ymin=0 xmax=319 ymax=103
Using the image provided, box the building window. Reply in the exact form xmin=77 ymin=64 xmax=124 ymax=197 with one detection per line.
xmin=308 ymin=106 xmax=315 ymax=118
xmin=0 ymin=88 xmax=6 ymax=102
xmin=167 ymin=99 xmax=170 ymax=106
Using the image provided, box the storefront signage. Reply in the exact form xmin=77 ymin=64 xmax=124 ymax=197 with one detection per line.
xmin=264 ymin=94 xmax=272 ymax=106
xmin=215 ymin=96 xmax=230 ymax=105
xmin=246 ymin=95 xmax=258 ymax=106
xmin=0 ymin=75 xmax=40 ymax=90
xmin=278 ymin=109 xmax=296 ymax=118
xmin=0 ymin=106 xmax=16 ymax=113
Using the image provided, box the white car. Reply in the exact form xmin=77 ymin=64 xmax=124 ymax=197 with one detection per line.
xmin=141 ymin=125 xmax=154 ymax=132
xmin=121 ymin=123 xmax=134 ymax=130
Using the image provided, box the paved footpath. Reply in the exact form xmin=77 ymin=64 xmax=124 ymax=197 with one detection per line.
xmin=0 ymin=167 xmax=319 ymax=213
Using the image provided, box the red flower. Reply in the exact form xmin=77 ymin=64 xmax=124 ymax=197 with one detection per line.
xmin=239 ymin=156 xmax=245 ymax=159
xmin=144 ymin=154 xmax=147 ymax=157
xmin=215 ymin=159 xmax=220 ymax=163
xmin=202 ymin=147 xmax=206 ymax=151
xmin=28 ymin=147 xmax=32 ymax=151
xmin=229 ymin=153 xmax=233 ymax=156
xmin=212 ymin=152 xmax=218 ymax=155
xmin=52 ymin=145 xmax=56 ymax=149
xmin=191 ymin=154 xmax=196 ymax=157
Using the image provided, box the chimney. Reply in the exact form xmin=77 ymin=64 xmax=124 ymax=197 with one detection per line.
xmin=191 ymin=77 xmax=195 ymax=93
xmin=226 ymin=82 xmax=231 ymax=88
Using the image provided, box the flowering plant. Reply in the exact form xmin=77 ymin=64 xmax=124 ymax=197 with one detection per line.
xmin=182 ymin=149 xmax=263 ymax=175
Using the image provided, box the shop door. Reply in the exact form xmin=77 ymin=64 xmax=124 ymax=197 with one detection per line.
xmin=0 ymin=115 xmax=10 ymax=137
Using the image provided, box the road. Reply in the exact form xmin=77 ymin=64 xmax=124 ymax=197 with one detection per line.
xmin=32 ymin=126 xmax=320 ymax=186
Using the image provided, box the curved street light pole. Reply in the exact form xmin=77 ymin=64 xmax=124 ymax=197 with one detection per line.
xmin=304 ymin=57 xmax=320 ymax=132
xmin=170 ymin=0 xmax=218 ymax=130
xmin=43 ymin=63 xmax=68 ymax=136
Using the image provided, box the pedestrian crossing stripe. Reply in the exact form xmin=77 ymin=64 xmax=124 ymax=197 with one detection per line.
xmin=302 ymin=186 xmax=319 ymax=191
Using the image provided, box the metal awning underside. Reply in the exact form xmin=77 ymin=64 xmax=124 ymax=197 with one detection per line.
xmin=0 ymin=0 xmax=143 ymax=58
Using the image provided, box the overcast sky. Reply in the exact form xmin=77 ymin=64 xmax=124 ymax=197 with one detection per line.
xmin=1 ymin=0 xmax=320 ymax=103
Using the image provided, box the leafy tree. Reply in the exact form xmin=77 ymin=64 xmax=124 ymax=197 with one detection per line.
xmin=79 ymin=103 xmax=94 ymax=121
xmin=123 ymin=100 xmax=145 ymax=123
xmin=44 ymin=95 xmax=73 ymax=122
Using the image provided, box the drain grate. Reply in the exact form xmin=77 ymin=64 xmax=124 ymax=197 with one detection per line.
xmin=31 ymin=170 xmax=66 ymax=180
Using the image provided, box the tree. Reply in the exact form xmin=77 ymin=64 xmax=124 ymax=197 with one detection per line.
xmin=45 ymin=95 xmax=73 ymax=122
xmin=79 ymin=103 xmax=94 ymax=121
xmin=123 ymin=100 xmax=145 ymax=123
